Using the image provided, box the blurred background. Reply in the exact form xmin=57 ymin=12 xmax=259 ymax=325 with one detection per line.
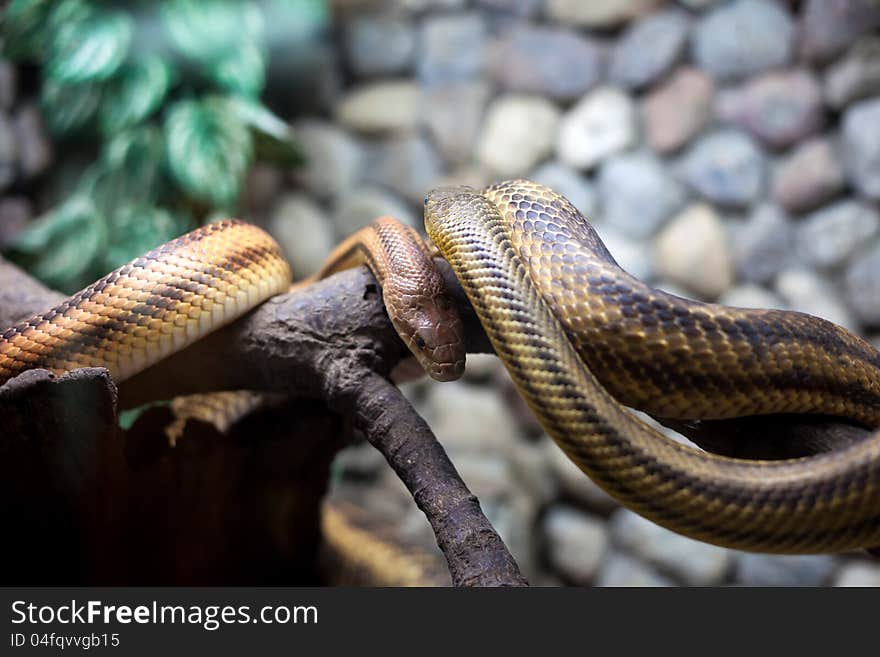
xmin=2 ymin=0 xmax=880 ymax=586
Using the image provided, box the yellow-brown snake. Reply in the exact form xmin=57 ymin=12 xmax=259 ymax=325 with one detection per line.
xmin=4 ymin=180 xmax=880 ymax=554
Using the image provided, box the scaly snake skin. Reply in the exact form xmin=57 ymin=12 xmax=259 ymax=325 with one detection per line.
xmin=5 ymin=181 xmax=880 ymax=554
xmin=426 ymin=180 xmax=880 ymax=554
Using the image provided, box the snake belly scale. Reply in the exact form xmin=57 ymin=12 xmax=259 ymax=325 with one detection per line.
xmin=426 ymin=180 xmax=880 ymax=554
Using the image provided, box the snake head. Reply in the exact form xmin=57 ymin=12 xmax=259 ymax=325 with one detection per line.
xmin=388 ymin=290 xmax=466 ymax=383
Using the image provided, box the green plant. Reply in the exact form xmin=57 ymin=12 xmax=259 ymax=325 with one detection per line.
xmin=2 ymin=0 xmax=326 ymax=292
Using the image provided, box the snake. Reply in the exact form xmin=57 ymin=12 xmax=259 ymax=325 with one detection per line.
xmin=425 ymin=180 xmax=880 ymax=554
xmin=3 ymin=180 xmax=880 ymax=554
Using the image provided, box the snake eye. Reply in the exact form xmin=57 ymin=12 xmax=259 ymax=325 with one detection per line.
xmin=415 ymin=336 xmax=427 ymax=349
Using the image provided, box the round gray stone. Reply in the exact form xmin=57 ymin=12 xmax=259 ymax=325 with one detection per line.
xmin=417 ymin=13 xmax=486 ymax=86
xmin=609 ymin=9 xmax=690 ymax=90
xmin=489 ymin=26 xmax=603 ymax=101
xmin=799 ymin=0 xmax=880 ymax=63
xmin=845 ymin=244 xmax=880 ymax=327
xmin=732 ymin=203 xmax=794 ymax=284
xmin=797 ymin=200 xmax=880 ymax=270
xmin=543 ymin=506 xmax=610 ymax=585
xmin=654 ymin=203 xmax=733 ymax=299
xmin=834 ymin=560 xmax=880 ymax=587
xmin=691 ymin=0 xmax=795 ymax=80
xmin=362 ymin=134 xmax=444 ymax=204
xmin=680 ymin=129 xmax=766 ymax=207
xmin=335 ymin=80 xmax=421 ymax=134
xmin=598 ymin=151 xmax=687 ymax=239
xmin=734 ymin=552 xmax=836 ymax=587
xmin=331 ymin=186 xmax=416 ymax=237
xmin=557 ymin=87 xmax=638 ymax=171
xmin=841 ymin=97 xmax=880 ymax=200
xmin=291 ymin=119 xmax=362 ymax=200
xmin=609 ymin=509 xmax=732 ymax=586
xmin=546 ymin=0 xmax=664 ymax=27
xmin=476 ymin=95 xmax=560 ymax=178
xmin=715 ymin=70 xmax=824 ymax=150
xmin=719 ymin=284 xmax=787 ymax=310
xmin=422 ymin=81 xmax=490 ymax=166
xmin=268 ymin=193 xmax=335 ymax=278
xmin=824 ymin=37 xmax=880 ymax=109
xmin=641 ymin=67 xmax=714 ymax=154
xmin=771 ymin=137 xmax=846 ymax=214
xmin=595 ymin=552 xmax=676 ymax=587
xmin=344 ymin=13 xmax=416 ymax=77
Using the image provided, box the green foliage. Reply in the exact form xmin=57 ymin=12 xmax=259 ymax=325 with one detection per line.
xmin=164 ymin=97 xmax=254 ymax=207
xmin=2 ymin=0 xmax=326 ymax=293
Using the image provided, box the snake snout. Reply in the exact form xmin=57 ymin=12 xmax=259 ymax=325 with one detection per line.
xmin=392 ymin=294 xmax=466 ymax=383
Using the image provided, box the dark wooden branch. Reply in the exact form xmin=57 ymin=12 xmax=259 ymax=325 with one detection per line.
xmin=330 ymin=372 xmax=528 ymax=586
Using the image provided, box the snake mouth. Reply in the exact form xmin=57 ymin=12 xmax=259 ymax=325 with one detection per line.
xmin=427 ymin=357 xmax=466 ymax=382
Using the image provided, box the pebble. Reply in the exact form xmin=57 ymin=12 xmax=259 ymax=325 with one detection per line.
xmin=291 ymin=119 xmax=362 ymax=200
xmin=654 ymin=203 xmax=733 ymax=299
xmin=268 ymin=193 xmax=336 ymax=278
xmin=597 ymin=151 xmax=687 ymax=239
xmin=715 ymin=70 xmax=824 ymax=150
xmin=476 ymin=95 xmax=560 ymax=178
xmin=641 ymin=67 xmax=713 ymax=154
xmin=343 ymin=13 xmax=416 ymax=77
xmin=680 ymin=129 xmax=766 ymax=208
xmin=609 ymin=510 xmax=731 ymax=586
xmin=0 ymin=112 xmax=16 ymax=189
xmin=718 ymin=284 xmax=787 ymax=310
xmin=422 ymin=81 xmax=490 ymax=166
xmin=13 ymin=105 xmax=52 ymax=181
xmin=796 ymin=200 xmax=880 ymax=270
xmin=734 ymin=553 xmax=836 ymax=587
xmin=0 ymin=196 xmax=32 ymax=248
xmin=421 ymin=381 xmax=522 ymax=453
xmin=331 ymin=186 xmax=416 ymax=237
xmin=691 ymin=0 xmax=795 ymax=80
xmin=731 ymin=204 xmax=794 ymax=284
xmin=847 ymin=245 xmax=880 ymax=327
xmin=335 ymin=80 xmax=420 ymax=134
xmin=489 ymin=26 xmax=603 ymax=101
xmin=543 ymin=438 xmax=619 ymax=514
xmin=545 ymin=0 xmax=663 ymax=27
xmin=476 ymin=0 xmax=542 ymax=16
xmin=530 ymin=161 xmax=598 ymax=218
xmin=609 ymin=9 xmax=690 ymax=90
xmin=595 ymin=552 xmax=676 ymax=587
xmin=543 ymin=506 xmax=610 ymax=585
xmin=833 ymin=560 xmax=880 ymax=587
xmin=556 ymin=87 xmax=638 ymax=171
xmin=799 ymin=0 xmax=880 ymax=63
xmin=841 ymin=97 xmax=880 ymax=200
xmin=824 ymin=38 xmax=880 ymax=109
xmin=245 ymin=164 xmax=284 ymax=218
xmin=771 ymin=137 xmax=846 ymax=214
xmin=362 ymin=134 xmax=444 ymax=204
xmin=0 ymin=60 xmax=15 ymax=110
xmin=417 ymin=13 xmax=486 ymax=86
xmin=777 ymin=268 xmax=858 ymax=331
